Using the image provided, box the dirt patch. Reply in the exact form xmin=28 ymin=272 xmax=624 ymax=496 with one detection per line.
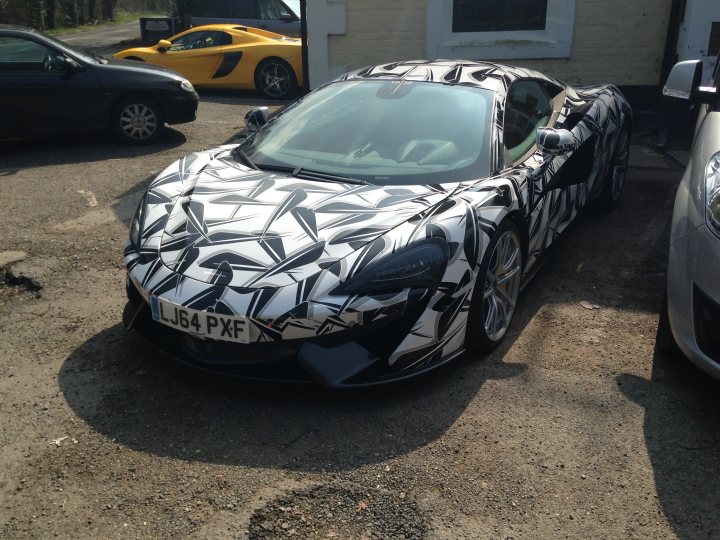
xmin=247 ymin=484 xmax=427 ymax=539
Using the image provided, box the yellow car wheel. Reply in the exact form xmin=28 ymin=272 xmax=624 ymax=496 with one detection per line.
xmin=254 ymin=58 xmax=297 ymax=100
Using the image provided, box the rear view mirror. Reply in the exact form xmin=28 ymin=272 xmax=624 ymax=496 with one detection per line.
xmin=157 ymin=39 xmax=172 ymax=52
xmin=536 ymin=127 xmax=577 ymax=156
xmin=245 ymin=107 xmax=269 ymax=132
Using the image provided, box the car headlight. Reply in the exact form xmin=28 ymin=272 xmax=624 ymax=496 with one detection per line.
xmin=331 ymin=238 xmax=449 ymax=295
xmin=179 ymin=79 xmax=195 ymax=93
xmin=129 ymin=195 xmax=146 ymax=248
xmin=706 ymin=152 xmax=720 ymax=237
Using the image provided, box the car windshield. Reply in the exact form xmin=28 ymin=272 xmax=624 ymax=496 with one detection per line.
xmin=239 ymin=80 xmax=494 ymax=186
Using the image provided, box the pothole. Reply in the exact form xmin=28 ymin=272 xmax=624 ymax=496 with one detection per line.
xmin=1 ymin=266 xmax=43 ymax=298
xmin=247 ymin=484 xmax=427 ymax=540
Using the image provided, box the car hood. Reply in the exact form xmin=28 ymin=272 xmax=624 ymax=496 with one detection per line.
xmin=100 ymin=57 xmax=184 ymax=80
xmin=157 ymin=154 xmax=456 ymax=289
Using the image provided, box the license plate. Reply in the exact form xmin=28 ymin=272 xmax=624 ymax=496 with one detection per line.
xmin=150 ymin=296 xmax=250 ymax=344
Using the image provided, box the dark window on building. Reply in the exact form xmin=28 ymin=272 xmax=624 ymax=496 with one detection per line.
xmin=453 ymin=0 xmax=548 ymax=33
xmin=708 ymin=21 xmax=720 ymax=57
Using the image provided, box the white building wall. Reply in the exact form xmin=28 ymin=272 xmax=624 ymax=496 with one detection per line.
xmin=306 ymin=0 xmax=673 ymax=88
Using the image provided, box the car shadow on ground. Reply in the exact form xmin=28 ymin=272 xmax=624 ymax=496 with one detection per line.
xmin=57 ymin=321 xmax=527 ymax=472
xmin=57 ymin=170 xmax=678 ymax=474
xmin=0 ymin=128 xmax=187 ymax=171
xmin=618 ymin=336 xmax=720 ymax=539
xmin=197 ymin=87 xmax=296 ymax=106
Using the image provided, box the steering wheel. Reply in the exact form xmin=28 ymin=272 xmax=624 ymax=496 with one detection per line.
xmin=42 ymin=53 xmax=52 ymax=71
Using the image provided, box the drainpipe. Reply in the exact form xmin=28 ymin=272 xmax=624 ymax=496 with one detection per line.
xmin=300 ymin=0 xmax=310 ymax=94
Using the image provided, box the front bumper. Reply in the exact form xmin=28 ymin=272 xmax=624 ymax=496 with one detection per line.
xmin=667 ymin=222 xmax=720 ymax=380
xmin=124 ymin=277 xmax=457 ymax=387
xmin=163 ymin=92 xmax=198 ymax=125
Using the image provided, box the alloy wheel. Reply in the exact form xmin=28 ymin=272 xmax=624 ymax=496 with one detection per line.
xmin=260 ymin=62 xmax=292 ymax=98
xmin=611 ymin=128 xmax=630 ymax=202
xmin=482 ymin=230 xmax=522 ymax=342
xmin=119 ymin=103 xmax=158 ymax=141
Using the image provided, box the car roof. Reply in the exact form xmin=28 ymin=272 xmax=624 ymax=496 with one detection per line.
xmin=339 ymin=59 xmax=564 ymax=94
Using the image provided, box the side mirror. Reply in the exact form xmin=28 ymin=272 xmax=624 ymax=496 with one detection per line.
xmin=536 ymin=127 xmax=577 ymax=156
xmin=157 ymin=39 xmax=172 ymax=52
xmin=279 ymin=11 xmax=295 ymax=21
xmin=63 ymin=56 xmax=82 ymax=72
xmin=663 ymin=59 xmax=718 ymax=105
xmin=663 ymin=60 xmax=702 ymax=100
xmin=245 ymin=107 xmax=269 ymax=132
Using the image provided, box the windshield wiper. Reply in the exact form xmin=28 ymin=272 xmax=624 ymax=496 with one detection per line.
xmin=292 ymin=166 xmax=367 ymax=185
xmin=232 ymin=147 xmax=260 ymax=170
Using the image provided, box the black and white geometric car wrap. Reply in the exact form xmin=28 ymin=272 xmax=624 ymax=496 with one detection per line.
xmin=124 ymin=60 xmax=631 ymax=379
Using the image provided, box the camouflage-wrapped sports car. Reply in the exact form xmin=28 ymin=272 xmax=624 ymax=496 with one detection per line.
xmin=123 ymin=60 xmax=631 ymax=387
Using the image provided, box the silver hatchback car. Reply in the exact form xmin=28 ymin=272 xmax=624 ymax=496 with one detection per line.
xmin=662 ymin=54 xmax=720 ymax=379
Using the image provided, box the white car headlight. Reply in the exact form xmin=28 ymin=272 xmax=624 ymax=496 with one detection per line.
xmin=706 ymin=152 xmax=720 ymax=237
xmin=180 ymin=79 xmax=195 ymax=93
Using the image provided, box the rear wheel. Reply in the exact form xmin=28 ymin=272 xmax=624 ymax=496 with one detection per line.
xmin=254 ymin=58 xmax=297 ymax=100
xmin=112 ymin=95 xmax=164 ymax=144
xmin=466 ymin=220 xmax=523 ymax=353
xmin=595 ymin=123 xmax=630 ymax=212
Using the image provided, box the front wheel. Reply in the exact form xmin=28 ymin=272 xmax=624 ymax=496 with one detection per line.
xmin=112 ymin=96 xmax=164 ymax=144
xmin=254 ymin=58 xmax=298 ymax=100
xmin=466 ymin=219 xmax=523 ymax=353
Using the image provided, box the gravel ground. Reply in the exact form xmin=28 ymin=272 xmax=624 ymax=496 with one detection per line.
xmin=1 ymin=94 xmax=719 ymax=539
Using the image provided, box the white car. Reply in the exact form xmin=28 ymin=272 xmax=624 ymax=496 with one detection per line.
xmin=662 ymin=54 xmax=720 ymax=379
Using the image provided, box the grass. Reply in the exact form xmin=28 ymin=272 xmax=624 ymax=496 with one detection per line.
xmin=45 ymin=9 xmax=170 ymax=36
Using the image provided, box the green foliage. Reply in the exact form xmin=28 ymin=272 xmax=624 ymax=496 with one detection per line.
xmin=0 ymin=0 xmax=132 ymax=30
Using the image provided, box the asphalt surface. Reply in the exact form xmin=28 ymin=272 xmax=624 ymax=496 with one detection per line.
xmin=56 ymin=21 xmax=144 ymax=52
xmin=0 ymin=27 xmax=719 ymax=539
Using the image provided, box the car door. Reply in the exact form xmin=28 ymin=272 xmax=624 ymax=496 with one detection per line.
xmin=0 ymin=34 xmax=103 ymax=136
xmin=502 ymin=78 xmax=572 ymax=266
xmin=153 ymin=30 xmax=227 ymax=85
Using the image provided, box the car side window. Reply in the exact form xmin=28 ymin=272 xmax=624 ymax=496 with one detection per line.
xmin=236 ymin=0 xmax=261 ymax=19
xmin=170 ymin=31 xmax=227 ymax=51
xmin=0 ymin=36 xmax=62 ymax=72
xmin=259 ymin=0 xmax=286 ymax=20
xmin=503 ymin=80 xmax=555 ymax=163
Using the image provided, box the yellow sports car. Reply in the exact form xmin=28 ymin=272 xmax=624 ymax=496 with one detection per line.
xmin=114 ymin=24 xmax=302 ymax=99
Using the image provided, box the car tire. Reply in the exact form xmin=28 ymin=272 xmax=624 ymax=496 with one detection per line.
xmin=595 ymin=123 xmax=631 ymax=212
xmin=112 ymin=95 xmax=164 ymax=145
xmin=254 ymin=58 xmax=298 ymax=100
xmin=465 ymin=219 xmax=523 ymax=353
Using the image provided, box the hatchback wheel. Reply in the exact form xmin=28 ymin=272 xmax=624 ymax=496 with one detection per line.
xmin=112 ymin=96 xmax=164 ymax=144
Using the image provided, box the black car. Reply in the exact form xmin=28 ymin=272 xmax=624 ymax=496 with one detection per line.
xmin=0 ymin=25 xmax=199 ymax=144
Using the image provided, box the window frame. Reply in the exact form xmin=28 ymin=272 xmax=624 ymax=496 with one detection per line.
xmin=426 ymin=0 xmax=576 ymax=60
xmin=501 ymin=78 xmax=566 ymax=166
xmin=0 ymin=35 xmax=65 ymax=73
xmin=452 ymin=0 xmax=549 ymax=33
